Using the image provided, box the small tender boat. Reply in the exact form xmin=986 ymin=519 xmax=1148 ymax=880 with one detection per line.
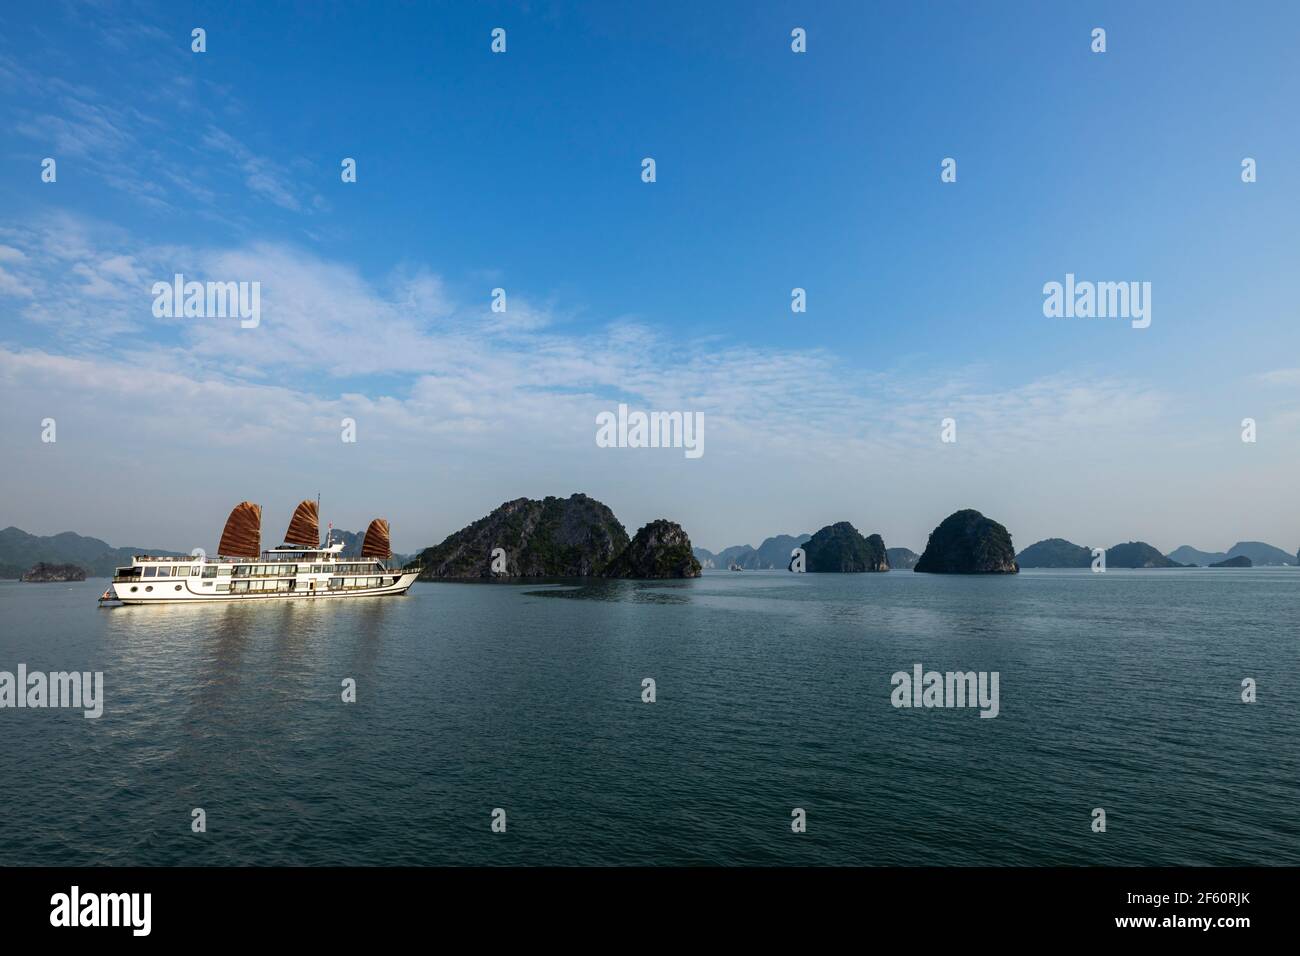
xmin=101 ymin=499 xmax=420 ymax=605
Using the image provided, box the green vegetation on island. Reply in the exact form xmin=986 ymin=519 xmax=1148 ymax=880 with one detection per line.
xmin=416 ymin=494 xmax=630 ymax=578
xmin=885 ymin=547 xmax=920 ymax=570
xmin=915 ymin=510 xmax=1018 ymax=574
xmin=600 ymin=519 xmax=701 ymax=578
xmin=0 ymin=526 xmax=184 ymax=579
xmin=415 ymin=494 xmax=701 ymax=579
xmin=1103 ymin=542 xmax=1182 ymax=568
xmin=694 ymin=534 xmax=811 ymax=570
xmin=800 ymin=522 xmax=889 ymax=572
xmin=20 ymin=562 xmax=87 ymax=582
xmin=1016 ymin=538 xmax=1094 ymax=568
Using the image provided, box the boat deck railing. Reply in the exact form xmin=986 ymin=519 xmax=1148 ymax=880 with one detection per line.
xmin=131 ymin=553 xmax=379 ymax=564
xmin=112 ymin=567 xmax=420 ymax=585
xmin=122 ymin=559 xmax=418 ymax=574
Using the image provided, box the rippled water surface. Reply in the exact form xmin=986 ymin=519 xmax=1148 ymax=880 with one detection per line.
xmin=1 ymin=569 xmax=1296 ymax=865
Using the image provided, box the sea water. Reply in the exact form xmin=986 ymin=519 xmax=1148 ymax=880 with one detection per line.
xmin=0 ymin=569 xmax=1296 ymax=866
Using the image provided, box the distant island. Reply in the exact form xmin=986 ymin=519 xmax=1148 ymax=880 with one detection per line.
xmin=4 ymin=511 xmax=1296 ymax=582
xmin=0 ymin=524 xmax=409 ymax=579
xmin=20 ymin=561 xmax=86 ymax=582
xmin=1105 ymin=542 xmax=1182 ymax=568
xmin=1168 ymin=542 xmax=1293 ymax=567
xmin=1016 ymin=538 xmax=1183 ymax=569
xmin=915 ymin=510 xmax=1018 ymax=574
xmin=800 ymin=522 xmax=889 ymax=572
xmin=414 ymin=493 xmax=700 ymax=579
xmin=695 ymin=536 xmax=922 ymax=571
xmin=702 ymin=512 xmax=1024 ymax=580
xmin=886 ymin=547 xmax=920 ymax=570
xmin=694 ymin=534 xmax=811 ymax=570
xmin=1016 ymin=538 xmax=1093 ymax=568
xmin=0 ymin=526 xmax=184 ymax=579
xmin=1014 ymin=537 xmax=1293 ymax=569
xmin=1179 ymin=542 xmax=1283 ymax=566
xmin=1167 ymin=545 xmax=1227 ymax=566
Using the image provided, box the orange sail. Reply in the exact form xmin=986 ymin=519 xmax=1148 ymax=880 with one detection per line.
xmin=217 ymin=501 xmax=262 ymax=558
xmin=360 ymin=518 xmax=391 ymax=559
xmin=283 ymin=499 xmax=320 ymax=547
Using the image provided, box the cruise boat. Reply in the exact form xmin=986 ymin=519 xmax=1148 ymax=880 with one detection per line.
xmin=102 ymin=500 xmax=420 ymax=605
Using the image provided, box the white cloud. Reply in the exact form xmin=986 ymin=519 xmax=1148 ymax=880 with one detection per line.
xmin=0 ymin=216 xmax=1178 ymax=460
xmin=0 ymin=268 xmax=34 ymax=298
xmin=202 ymin=127 xmax=323 ymax=213
xmin=16 ymin=101 xmax=133 ymax=157
xmin=2 ymin=214 xmax=1295 ymax=555
xmin=1258 ymin=368 xmax=1300 ymax=387
xmin=5 ymin=31 xmax=319 ymax=219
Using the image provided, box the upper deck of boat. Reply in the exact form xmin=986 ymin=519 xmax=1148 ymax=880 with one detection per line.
xmin=131 ymin=547 xmax=372 ymax=565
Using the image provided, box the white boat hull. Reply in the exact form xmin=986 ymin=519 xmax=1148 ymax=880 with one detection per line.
xmin=109 ymin=570 xmax=420 ymax=605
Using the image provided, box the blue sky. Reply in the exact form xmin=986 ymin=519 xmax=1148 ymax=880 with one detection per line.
xmin=2 ymin=0 xmax=1299 ymax=556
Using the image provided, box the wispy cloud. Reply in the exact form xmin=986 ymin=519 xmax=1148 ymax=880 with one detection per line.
xmin=201 ymin=127 xmax=325 ymax=214
xmin=0 ymin=212 xmax=1177 ymax=456
xmin=15 ymin=102 xmax=134 ymax=157
xmin=1258 ymin=368 xmax=1300 ymax=387
xmin=3 ymin=22 xmax=323 ymax=220
xmin=3 ymin=207 xmax=1297 ymax=552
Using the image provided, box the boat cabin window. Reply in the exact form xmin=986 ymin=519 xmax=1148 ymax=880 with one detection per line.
xmin=143 ymin=566 xmax=157 ymax=578
xmin=202 ymin=565 xmax=218 ymax=579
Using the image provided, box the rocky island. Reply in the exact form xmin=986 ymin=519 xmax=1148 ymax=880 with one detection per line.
xmin=1103 ymin=542 xmax=1183 ymax=568
xmin=416 ymin=494 xmax=629 ymax=578
xmin=1209 ymin=555 xmax=1252 ymax=568
xmin=1016 ymin=537 xmax=1093 ymax=568
xmin=0 ymin=526 xmax=184 ymax=579
xmin=1217 ymin=541 xmax=1293 ymax=566
xmin=885 ymin=547 xmax=920 ymax=570
xmin=1167 ymin=545 xmax=1227 ymax=566
xmin=601 ymin=519 xmax=701 ymax=578
xmin=415 ymin=494 xmax=700 ymax=579
xmin=21 ymin=562 xmax=87 ymax=582
xmin=799 ymin=522 xmax=889 ymax=571
xmin=694 ymin=534 xmax=811 ymax=570
xmin=914 ymin=509 xmax=1018 ymax=574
